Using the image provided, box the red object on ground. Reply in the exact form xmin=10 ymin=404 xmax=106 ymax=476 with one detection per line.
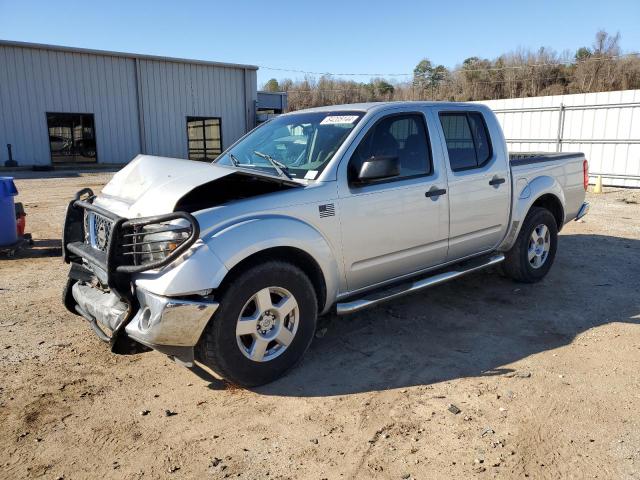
xmin=16 ymin=215 xmax=26 ymax=236
xmin=15 ymin=203 xmax=26 ymax=237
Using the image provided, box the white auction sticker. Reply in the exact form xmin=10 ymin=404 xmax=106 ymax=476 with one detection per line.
xmin=320 ymin=115 xmax=359 ymax=125
xmin=304 ymin=170 xmax=319 ymax=180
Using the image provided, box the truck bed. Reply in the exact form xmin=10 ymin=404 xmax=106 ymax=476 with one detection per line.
xmin=509 ymin=151 xmax=587 ymax=225
xmin=509 ymin=152 xmax=584 ymax=167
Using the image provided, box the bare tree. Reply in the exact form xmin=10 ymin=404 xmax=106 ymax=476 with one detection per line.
xmin=275 ymin=31 xmax=639 ymax=111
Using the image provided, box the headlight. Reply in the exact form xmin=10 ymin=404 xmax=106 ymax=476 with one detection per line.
xmin=133 ymin=219 xmax=191 ymax=265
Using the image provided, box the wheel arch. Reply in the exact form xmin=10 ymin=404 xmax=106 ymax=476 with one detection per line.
xmin=531 ymin=193 xmax=564 ymax=231
xmin=203 ymin=215 xmax=341 ymax=314
xmin=216 ymin=246 xmax=328 ymax=314
xmin=498 ymin=175 xmax=566 ymax=252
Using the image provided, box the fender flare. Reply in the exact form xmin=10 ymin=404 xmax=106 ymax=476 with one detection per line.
xmin=203 ymin=215 xmax=341 ymax=313
xmin=498 ymin=175 xmax=565 ymax=252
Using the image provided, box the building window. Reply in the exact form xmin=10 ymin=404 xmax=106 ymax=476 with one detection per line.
xmin=186 ymin=117 xmax=222 ymax=161
xmin=47 ymin=113 xmax=97 ymax=164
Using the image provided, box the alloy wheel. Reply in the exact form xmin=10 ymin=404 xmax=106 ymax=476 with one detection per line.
xmin=528 ymin=224 xmax=551 ymax=269
xmin=235 ymin=286 xmax=299 ymax=362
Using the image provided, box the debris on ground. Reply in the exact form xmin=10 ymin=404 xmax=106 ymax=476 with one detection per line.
xmin=481 ymin=427 xmax=495 ymax=437
xmin=447 ymin=404 xmax=461 ymax=414
xmin=510 ymin=371 xmax=532 ymax=378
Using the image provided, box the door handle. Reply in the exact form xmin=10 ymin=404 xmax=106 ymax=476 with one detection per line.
xmin=489 ymin=177 xmax=506 ymax=186
xmin=425 ymin=188 xmax=447 ymax=198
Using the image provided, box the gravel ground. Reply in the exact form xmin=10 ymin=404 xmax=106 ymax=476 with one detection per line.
xmin=0 ymin=172 xmax=639 ymax=480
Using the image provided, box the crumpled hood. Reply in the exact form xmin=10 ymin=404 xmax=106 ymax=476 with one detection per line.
xmin=95 ymin=155 xmax=237 ymax=217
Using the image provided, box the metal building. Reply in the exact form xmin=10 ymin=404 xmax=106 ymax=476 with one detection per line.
xmin=0 ymin=40 xmax=258 ymax=167
xmin=256 ymin=91 xmax=288 ymax=124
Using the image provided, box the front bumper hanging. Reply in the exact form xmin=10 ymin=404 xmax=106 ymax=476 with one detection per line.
xmin=63 ymin=188 xmax=210 ymax=356
xmin=125 ymin=288 xmax=218 ymax=361
xmin=69 ymin=278 xmax=218 ymax=364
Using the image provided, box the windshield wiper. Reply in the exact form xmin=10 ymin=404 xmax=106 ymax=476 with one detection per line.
xmin=253 ymin=150 xmax=293 ymax=180
xmin=228 ymin=153 xmax=241 ymax=166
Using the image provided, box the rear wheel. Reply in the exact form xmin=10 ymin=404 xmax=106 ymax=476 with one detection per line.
xmin=501 ymin=207 xmax=558 ymax=283
xmin=196 ymin=261 xmax=317 ymax=386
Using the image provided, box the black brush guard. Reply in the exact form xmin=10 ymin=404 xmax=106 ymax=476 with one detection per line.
xmin=62 ymin=188 xmax=200 ymax=343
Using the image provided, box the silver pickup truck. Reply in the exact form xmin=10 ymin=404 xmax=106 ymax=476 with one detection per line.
xmin=62 ymin=102 xmax=589 ymax=386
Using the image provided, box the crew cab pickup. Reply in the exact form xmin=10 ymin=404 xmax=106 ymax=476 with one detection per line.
xmin=62 ymin=102 xmax=589 ymax=386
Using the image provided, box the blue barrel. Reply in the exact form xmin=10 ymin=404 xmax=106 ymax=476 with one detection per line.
xmin=0 ymin=177 xmax=18 ymax=246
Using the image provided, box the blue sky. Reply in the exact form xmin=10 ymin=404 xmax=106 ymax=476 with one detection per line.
xmin=1 ymin=0 xmax=639 ymax=86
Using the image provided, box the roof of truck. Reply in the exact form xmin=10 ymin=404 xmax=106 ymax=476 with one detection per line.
xmin=292 ymin=101 xmax=480 ymax=114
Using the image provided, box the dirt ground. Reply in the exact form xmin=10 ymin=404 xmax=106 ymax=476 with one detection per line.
xmin=0 ymin=171 xmax=639 ymax=480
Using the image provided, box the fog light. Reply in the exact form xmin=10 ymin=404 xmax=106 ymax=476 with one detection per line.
xmin=139 ymin=307 xmax=152 ymax=331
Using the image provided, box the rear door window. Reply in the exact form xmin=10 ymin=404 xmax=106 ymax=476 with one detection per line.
xmin=467 ymin=112 xmax=491 ymax=164
xmin=439 ymin=112 xmax=493 ymax=171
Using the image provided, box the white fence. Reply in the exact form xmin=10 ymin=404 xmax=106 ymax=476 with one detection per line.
xmin=477 ymin=90 xmax=640 ymax=187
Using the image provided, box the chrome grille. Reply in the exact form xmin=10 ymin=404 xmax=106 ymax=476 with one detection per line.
xmin=85 ymin=212 xmax=113 ymax=252
xmin=83 ymin=210 xmax=90 ymax=243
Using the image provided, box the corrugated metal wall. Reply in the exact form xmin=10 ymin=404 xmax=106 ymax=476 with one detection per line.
xmin=477 ymin=90 xmax=640 ymax=187
xmin=137 ymin=59 xmax=254 ymax=158
xmin=0 ymin=45 xmax=140 ymax=165
xmin=0 ymin=42 xmax=257 ymax=166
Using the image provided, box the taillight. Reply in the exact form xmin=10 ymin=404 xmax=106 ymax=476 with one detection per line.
xmin=583 ymin=159 xmax=589 ymax=191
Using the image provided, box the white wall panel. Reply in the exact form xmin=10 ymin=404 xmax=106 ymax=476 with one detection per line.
xmin=477 ymin=90 xmax=640 ymax=187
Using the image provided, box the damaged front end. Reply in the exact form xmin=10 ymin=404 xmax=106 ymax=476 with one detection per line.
xmin=62 ymin=188 xmax=217 ymax=365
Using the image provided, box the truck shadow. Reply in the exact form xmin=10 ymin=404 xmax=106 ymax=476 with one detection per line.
xmin=254 ymin=233 xmax=640 ymax=397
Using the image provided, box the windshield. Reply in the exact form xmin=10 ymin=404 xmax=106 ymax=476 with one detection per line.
xmin=215 ymin=111 xmax=364 ymax=180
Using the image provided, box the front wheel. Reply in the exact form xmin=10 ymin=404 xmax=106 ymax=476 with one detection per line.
xmin=196 ymin=261 xmax=318 ymax=386
xmin=501 ymin=207 xmax=558 ymax=283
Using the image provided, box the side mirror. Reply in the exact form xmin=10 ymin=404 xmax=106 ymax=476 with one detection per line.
xmin=357 ymin=155 xmax=400 ymax=182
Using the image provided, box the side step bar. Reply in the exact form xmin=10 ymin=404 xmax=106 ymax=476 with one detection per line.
xmin=336 ymin=254 xmax=505 ymax=315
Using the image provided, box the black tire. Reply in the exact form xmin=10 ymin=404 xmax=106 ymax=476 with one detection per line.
xmin=62 ymin=277 xmax=79 ymax=315
xmin=501 ymin=207 xmax=558 ymax=283
xmin=196 ymin=261 xmax=318 ymax=387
